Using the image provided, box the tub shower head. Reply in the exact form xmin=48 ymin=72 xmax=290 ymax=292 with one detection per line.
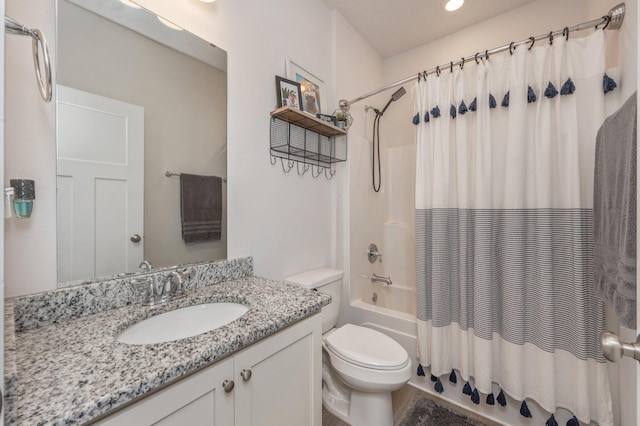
xmin=375 ymin=86 xmax=406 ymax=116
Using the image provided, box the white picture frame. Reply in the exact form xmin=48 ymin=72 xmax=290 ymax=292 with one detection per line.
xmin=286 ymin=58 xmax=325 ymax=115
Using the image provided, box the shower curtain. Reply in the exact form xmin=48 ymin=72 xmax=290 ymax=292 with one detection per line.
xmin=415 ymin=31 xmax=613 ymax=425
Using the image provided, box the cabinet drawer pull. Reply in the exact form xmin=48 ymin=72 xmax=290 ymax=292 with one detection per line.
xmin=241 ymin=369 xmax=252 ymax=381
xmin=222 ymin=379 xmax=234 ymax=392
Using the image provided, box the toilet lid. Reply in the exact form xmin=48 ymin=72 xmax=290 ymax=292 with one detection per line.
xmin=325 ymin=324 xmax=409 ymax=370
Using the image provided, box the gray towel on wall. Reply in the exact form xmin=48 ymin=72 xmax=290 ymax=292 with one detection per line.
xmin=180 ymin=173 xmax=222 ymax=244
xmin=594 ymin=91 xmax=637 ymax=329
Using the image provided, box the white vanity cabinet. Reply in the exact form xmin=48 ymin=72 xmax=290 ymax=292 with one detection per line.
xmin=95 ymin=313 xmax=322 ymax=426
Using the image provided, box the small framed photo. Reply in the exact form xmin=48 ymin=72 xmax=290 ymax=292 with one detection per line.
xmin=286 ymin=58 xmax=325 ymax=114
xmin=276 ymin=76 xmax=302 ymax=110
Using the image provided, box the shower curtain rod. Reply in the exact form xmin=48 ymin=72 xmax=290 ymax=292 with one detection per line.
xmin=339 ymin=3 xmax=626 ymax=112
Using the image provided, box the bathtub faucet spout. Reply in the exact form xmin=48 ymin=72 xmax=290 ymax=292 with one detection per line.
xmin=371 ymin=273 xmax=392 ymax=286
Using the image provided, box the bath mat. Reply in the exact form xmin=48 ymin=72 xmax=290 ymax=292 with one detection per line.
xmin=400 ymin=398 xmax=487 ymax=426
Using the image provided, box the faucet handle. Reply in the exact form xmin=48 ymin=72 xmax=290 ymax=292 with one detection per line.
xmin=367 ymin=243 xmax=382 ymax=263
xmin=173 ymin=271 xmax=186 ymax=297
xmin=131 ymin=276 xmax=157 ymax=306
xmin=163 ymin=270 xmax=186 ymax=299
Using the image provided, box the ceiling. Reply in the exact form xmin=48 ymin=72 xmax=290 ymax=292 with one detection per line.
xmin=322 ymin=0 xmax=536 ymax=59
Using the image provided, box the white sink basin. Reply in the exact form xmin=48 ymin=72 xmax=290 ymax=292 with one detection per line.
xmin=117 ymin=303 xmax=249 ymax=345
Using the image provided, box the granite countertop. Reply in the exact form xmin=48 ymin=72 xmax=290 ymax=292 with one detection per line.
xmin=7 ymin=275 xmax=330 ymax=425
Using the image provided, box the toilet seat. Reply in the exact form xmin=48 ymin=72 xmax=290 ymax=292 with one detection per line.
xmin=325 ymin=324 xmax=410 ymax=370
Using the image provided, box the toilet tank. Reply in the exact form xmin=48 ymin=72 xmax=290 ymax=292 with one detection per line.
xmin=285 ymin=268 xmax=343 ymax=333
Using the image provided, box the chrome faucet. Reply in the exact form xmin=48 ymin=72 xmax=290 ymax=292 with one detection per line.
xmin=160 ymin=270 xmax=185 ymax=302
xmin=371 ymin=273 xmax=392 ymax=286
xmin=133 ymin=270 xmax=185 ymax=306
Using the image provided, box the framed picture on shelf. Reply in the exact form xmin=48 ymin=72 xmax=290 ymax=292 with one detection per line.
xmin=275 ymin=76 xmax=302 ymax=110
xmin=286 ymin=58 xmax=325 ymax=114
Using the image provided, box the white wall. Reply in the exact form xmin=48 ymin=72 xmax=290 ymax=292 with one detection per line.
xmin=5 ymin=0 xmax=57 ymax=296
xmin=5 ymin=0 xmax=339 ymax=296
xmin=332 ymin=10 xmax=385 ymax=322
xmin=0 ymin=0 xmax=6 ymax=412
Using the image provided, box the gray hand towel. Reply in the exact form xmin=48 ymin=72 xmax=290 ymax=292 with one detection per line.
xmin=180 ymin=173 xmax=222 ymax=244
xmin=594 ymin=91 xmax=637 ymax=329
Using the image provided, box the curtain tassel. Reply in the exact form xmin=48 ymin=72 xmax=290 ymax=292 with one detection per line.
xmin=417 ymin=364 xmax=426 ymax=377
xmin=431 ymin=106 xmax=441 ymax=118
xmin=566 ymin=416 xmax=580 ymax=426
xmin=501 ymin=91 xmax=510 ymax=107
xmin=489 ymin=94 xmax=497 ymax=109
xmin=434 ymin=378 xmax=444 ymax=393
xmin=469 ymin=97 xmax=477 ymax=112
xmin=603 ymin=73 xmax=617 ymax=93
xmin=486 ymin=393 xmax=495 ymax=405
xmin=449 ymin=369 xmax=457 ymax=383
xmin=520 ymin=401 xmax=532 ymax=418
xmin=527 ymin=86 xmax=537 ymax=103
xmin=544 ymin=82 xmax=558 ymax=98
xmin=450 ymin=104 xmax=457 ymax=119
xmin=560 ymin=78 xmax=576 ymax=95
xmin=496 ymin=390 xmax=507 ymax=407
xmin=430 ymin=374 xmax=438 ymax=382
xmin=458 ymin=100 xmax=468 ymax=115
xmin=545 ymin=414 xmax=559 ymax=426
xmin=470 ymin=388 xmax=480 ymax=404
xmin=412 ymin=113 xmax=420 ymax=125
xmin=462 ymin=382 xmax=472 ymax=395
xmin=424 ymin=111 xmax=430 ymax=123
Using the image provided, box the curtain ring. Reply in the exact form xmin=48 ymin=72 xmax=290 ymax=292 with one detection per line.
xmin=562 ymin=27 xmax=569 ymax=40
xmin=450 ymin=61 xmax=453 ymax=73
xmin=527 ymin=36 xmax=535 ymax=50
xmin=548 ymin=31 xmax=554 ymax=45
xmin=475 ymin=52 xmax=480 ymax=64
xmin=459 ymin=57 xmax=465 ymax=69
xmin=435 ymin=66 xmax=441 ymax=76
xmin=509 ymin=41 xmax=515 ymax=55
xmin=602 ymin=15 xmax=611 ymax=30
xmin=485 ymin=49 xmax=489 ymax=60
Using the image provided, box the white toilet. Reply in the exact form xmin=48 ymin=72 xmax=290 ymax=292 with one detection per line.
xmin=285 ymin=268 xmax=411 ymax=426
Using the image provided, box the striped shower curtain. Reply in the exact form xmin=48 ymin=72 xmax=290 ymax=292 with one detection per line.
xmin=415 ymin=31 xmax=613 ymax=425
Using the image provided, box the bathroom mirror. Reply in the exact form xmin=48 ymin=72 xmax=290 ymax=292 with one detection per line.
xmin=56 ymin=0 xmax=227 ymax=287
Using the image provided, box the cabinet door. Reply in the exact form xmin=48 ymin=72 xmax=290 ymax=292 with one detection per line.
xmin=234 ymin=314 xmax=322 ymax=426
xmin=95 ymin=357 xmax=234 ymax=425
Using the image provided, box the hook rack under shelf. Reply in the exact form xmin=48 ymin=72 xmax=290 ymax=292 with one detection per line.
xmin=269 ymin=106 xmax=347 ymax=180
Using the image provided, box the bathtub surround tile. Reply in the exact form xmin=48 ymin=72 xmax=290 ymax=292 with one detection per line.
xmin=12 ymin=257 xmax=253 ymax=332
xmin=5 ymin=257 xmax=330 ymax=425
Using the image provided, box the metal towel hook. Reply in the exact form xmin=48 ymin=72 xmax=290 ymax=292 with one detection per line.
xmin=5 ymin=16 xmax=52 ymax=102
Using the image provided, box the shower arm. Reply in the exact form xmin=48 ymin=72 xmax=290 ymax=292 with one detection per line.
xmin=338 ymin=3 xmax=626 ymax=113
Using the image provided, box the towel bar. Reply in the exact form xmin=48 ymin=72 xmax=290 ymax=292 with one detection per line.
xmin=165 ymin=171 xmax=227 ymax=182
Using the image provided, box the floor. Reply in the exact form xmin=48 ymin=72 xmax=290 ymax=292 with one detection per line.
xmin=322 ymin=385 xmax=501 ymax=426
